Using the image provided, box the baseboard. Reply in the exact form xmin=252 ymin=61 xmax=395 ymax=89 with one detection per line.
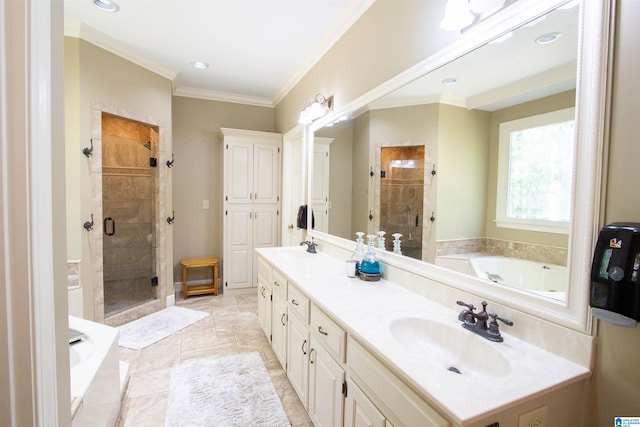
xmin=166 ymin=293 xmax=175 ymax=307
xmin=222 ymin=287 xmax=257 ymax=296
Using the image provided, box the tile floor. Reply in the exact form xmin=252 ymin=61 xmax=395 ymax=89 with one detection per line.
xmin=116 ymin=293 xmax=312 ymax=427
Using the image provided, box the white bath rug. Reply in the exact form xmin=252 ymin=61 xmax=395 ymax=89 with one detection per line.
xmin=164 ymin=352 xmax=289 ymax=427
xmin=118 ymin=306 xmax=209 ymax=350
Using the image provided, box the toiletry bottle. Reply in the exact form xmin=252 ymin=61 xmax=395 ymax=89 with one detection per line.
xmin=350 ymin=232 xmax=365 ymax=274
xmin=360 ymin=234 xmax=381 ymax=274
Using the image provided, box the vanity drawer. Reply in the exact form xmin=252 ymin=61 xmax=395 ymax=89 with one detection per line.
xmin=288 ymin=285 xmax=309 ymax=323
xmin=272 ymin=268 xmax=288 ymax=301
xmin=347 ymin=337 xmax=449 ymax=427
xmin=310 ymin=304 xmax=346 ymax=363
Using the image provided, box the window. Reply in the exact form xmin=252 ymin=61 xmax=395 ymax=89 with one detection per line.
xmin=496 ymin=107 xmax=575 ymax=234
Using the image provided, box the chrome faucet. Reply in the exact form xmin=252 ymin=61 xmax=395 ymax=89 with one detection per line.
xmin=456 ymin=300 xmax=513 ymax=342
xmin=300 ymin=239 xmax=317 ymax=253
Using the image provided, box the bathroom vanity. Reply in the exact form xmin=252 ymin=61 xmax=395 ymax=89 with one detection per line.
xmin=256 ymin=246 xmax=591 ymax=427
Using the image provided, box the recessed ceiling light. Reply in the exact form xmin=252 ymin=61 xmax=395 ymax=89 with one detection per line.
xmin=92 ymin=0 xmax=119 ymax=12
xmin=535 ymin=32 xmax=561 ymax=45
xmin=442 ymin=77 xmax=458 ymax=85
xmin=190 ymin=61 xmax=209 ymax=69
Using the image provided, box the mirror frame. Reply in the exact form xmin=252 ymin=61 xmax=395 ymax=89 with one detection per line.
xmin=304 ymin=0 xmax=612 ymax=334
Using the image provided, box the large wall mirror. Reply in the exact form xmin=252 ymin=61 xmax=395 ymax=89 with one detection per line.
xmin=307 ymin=0 xmax=610 ymax=333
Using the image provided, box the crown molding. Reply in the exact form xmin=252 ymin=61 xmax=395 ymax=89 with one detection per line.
xmin=173 ymin=86 xmax=274 ymax=107
xmin=64 ymin=22 xmax=178 ymax=81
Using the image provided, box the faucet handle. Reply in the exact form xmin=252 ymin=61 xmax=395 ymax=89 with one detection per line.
xmin=489 ymin=313 xmax=513 ymax=327
xmin=456 ymin=300 xmax=476 ymax=311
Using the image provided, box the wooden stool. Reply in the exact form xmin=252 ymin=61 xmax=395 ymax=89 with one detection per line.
xmin=181 ymin=257 xmax=219 ymax=299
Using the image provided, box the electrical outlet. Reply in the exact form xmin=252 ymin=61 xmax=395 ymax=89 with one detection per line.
xmin=203 ymin=199 xmax=209 ymax=209
xmin=518 ymin=406 xmax=548 ymax=427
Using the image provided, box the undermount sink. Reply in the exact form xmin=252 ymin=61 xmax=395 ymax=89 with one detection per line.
xmin=387 ymin=316 xmax=512 ymax=379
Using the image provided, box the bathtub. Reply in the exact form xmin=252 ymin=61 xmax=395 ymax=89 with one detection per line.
xmin=69 ymin=316 xmax=121 ymax=427
xmin=436 ymin=254 xmax=567 ymax=299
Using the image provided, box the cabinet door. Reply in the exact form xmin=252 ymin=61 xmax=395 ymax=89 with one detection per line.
xmin=287 ymin=312 xmax=310 ymax=410
xmin=224 ymin=206 xmax=253 ymax=289
xmin=308 ymin=336 xmax=345 ymax=427
xmin=253 ymin=143 xmax=280 ymax=204
xmin=344 ymin=377 xmax=385 ymax=427
xmin=225 ymin=141 xmax=253 ymax=204
xmin=271 ymin=295 xmax=287 ymax=368
xmin=257 ymin=283 xmax=272 ymax=339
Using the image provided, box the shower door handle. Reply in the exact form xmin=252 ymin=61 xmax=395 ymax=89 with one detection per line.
xmin=104 ymin=217 xmax=115 ymax=236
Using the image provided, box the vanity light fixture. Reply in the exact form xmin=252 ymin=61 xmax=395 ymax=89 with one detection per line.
xmin=440 ymin=0 xmax=514 ymax=32
xmin=190 ymin=61 xmax=209 ymax=69
xmin=298 ymin=94 xmax=334 ymax=124
xmin=92 ymin=0 xmax=119 ymax=12
xmin=535 ymin=32 xmax=561 ymax=45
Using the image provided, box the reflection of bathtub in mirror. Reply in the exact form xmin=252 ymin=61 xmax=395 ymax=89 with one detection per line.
xmin=436 ymin=254 xmax=567 ymax=301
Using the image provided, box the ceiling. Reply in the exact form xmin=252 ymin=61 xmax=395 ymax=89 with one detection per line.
xmin=64 ymin=0 xmax=376 ymax=107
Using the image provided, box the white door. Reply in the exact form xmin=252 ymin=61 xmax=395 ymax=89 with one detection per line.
xmin=287 ymin=313 xmax=310 ymax=410
xmin=344 ymin=377 xmax=385 ymax=427
xmin=224 ymin=206 xmax=252 ymax=290
xmin=282 ymin=127 xmax=304 ymax=246
xmin=225 ymin=141 xmax=253 ymax=204
xmin=313 ymin=139 xmax=331 ymax=233
xmin=308 ymin=337 xmax=345 ymax=427
xmin=253 ymin=143 xmax=280 ymax=204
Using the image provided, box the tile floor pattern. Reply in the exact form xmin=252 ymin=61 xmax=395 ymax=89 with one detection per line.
xmin=116 ymin=293 xmax=313 ymax=427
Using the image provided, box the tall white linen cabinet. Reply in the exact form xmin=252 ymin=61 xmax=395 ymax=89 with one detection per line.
xmin=221 ymin=128 xmax=282 ymax=293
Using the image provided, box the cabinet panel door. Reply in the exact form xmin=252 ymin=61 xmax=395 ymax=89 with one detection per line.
xmin=344 ymin=377 xmax=385 ymax=427
xmin=308 ymin=337 xmax=345 ymax=427
xmin=253 ymin=143 xmax=280 ymax=204
xmin=271 ymin=295 xmax=287 ymax=368
xmin=225 ymin=141 xmax=253 ymax=204
xmin=224 ymin=207 xmax=253 ymax=289
xmin=287 ymin=312 xmax=310 ymax=410
xmin=257 ymin=283 xmax=272 ymax=339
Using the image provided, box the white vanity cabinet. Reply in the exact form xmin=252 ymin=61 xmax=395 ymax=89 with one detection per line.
xmin=271 ymin=269 xmax=288 ymax=368
xmin=344 ymin=377 xmax=385 ymax=427
xmin=256 ymin=257 xmax=272 ymax=339
xmin=308 ymin=334 xmax=345 ymax=427
xmin=287 ymin=307 xmax=310 ymax=408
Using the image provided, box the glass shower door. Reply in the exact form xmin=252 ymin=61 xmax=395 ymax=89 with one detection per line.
xmin=102 ymin=118 xmax=157 ymax=317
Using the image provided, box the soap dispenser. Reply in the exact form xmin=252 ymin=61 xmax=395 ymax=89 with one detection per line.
xmin=360 ymin=234 xmax=381 ymax=280
xmin=348 ymin=232 xmax=365 ymax=277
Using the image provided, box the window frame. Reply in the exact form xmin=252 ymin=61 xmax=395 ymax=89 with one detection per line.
xmin=496 ymin=107 xmax=576 ymax=234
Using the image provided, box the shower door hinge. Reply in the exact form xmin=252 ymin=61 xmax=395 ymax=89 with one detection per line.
xmin=150 ymin=157 xmax=158 ymax=167
xmin=150 ymin=276 xmax=159 ymax=287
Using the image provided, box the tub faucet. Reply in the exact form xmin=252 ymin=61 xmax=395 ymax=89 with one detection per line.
xmin=300 ymin=239 xmax=317 ymax=254
xmin=456 ymin=300 xmax=513 ymax=342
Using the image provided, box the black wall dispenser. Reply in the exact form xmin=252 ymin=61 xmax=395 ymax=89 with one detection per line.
xmin=590 ymin=222 xmax=640 ymax=327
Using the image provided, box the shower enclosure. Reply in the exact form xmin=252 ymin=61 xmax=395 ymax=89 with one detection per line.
xmin=379 ymin=145 xmax=425 ymax=260
xmin=102 ymin=114 xmax=158 ymax=317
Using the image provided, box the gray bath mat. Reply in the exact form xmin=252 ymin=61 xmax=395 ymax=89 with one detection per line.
xmin=118 ymin=306 xmax=209 ymax=350
xmin=164 ymin=352 xmax=290 ymax=427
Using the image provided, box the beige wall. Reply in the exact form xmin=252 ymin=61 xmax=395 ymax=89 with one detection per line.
xmin=65 ymin=37 xmax=174 ymax=319
xmin=590 ymin=0 xmax=640 ymax=423
xmin=437 ymin=104 xmax=490 ymax=241
xmin=274 ymin=0 xmax=458 ymax=133
xmin=171 ymin=96 xmax=275 ymax=282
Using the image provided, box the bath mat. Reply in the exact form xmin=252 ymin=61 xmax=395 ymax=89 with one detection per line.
xmin=118 ymin=306 xmax=209 ymax=350
xmin=164 ymin=352 xmax=289 ymax=427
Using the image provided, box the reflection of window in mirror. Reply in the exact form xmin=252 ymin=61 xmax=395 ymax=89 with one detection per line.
xmin=496 ymin=107 xmax=575 ymax=234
